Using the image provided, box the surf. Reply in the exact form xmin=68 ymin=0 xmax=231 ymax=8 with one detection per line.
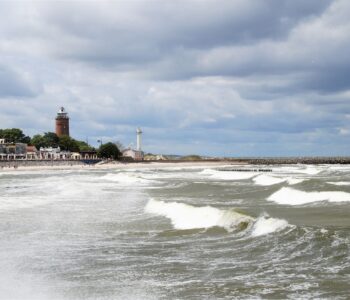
xmin=145 ymin=199 xmax=290 ymax=237
xmin=200 ymin=169 xmax=257 ymax=180
xmin=268 ymin=187 xmax=350 ymax=205
xmin=253 ymin=174 xmax=304 ymax=186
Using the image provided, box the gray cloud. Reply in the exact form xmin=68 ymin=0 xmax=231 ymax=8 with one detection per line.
xmin=0 ymin=0 xmax=349 ymax=156
xmin=0 ymin=65 xmax=37 ymax=97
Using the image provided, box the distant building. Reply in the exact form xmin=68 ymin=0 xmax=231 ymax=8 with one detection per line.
xmin=122 ymin=148 xmax=144 ymax=161
xmin=70 ymin=151 xmax=98 ymax=160
xmin=39 ymin=146 xmax=70 ymax=160
xmin=0 ymin=140 xmax=26 ymax=160
xmin=144 ymin=154 xmax=167 ymax=161
xmin=80 ymin=150 xmax=98 ymax=160
xmin=55 ymin=107 xmax=70 ymax=137
xmin=121 ymin=128 xmax=144 ymax=161
xmin=26 ymin=145 xmax=39 ymax=160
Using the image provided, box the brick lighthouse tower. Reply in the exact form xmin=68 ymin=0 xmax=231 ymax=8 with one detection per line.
xmin=55 ymin=107 xmax=69 ymax=137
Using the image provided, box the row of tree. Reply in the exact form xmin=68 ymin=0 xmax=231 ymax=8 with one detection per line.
xmin=0 ymin=128 xmax=31 ymax=144
xmin=0 ymin=128 xmax=121 ymax=160
xmin=31 ymin=132 xmax=93 ymax=152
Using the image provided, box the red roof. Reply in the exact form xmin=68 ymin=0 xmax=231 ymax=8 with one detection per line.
xmin=26 ymin=145 xmax=38 ymax=152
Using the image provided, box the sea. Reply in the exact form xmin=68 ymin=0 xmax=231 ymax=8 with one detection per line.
xmin=0 ymin=164 xmax=349 ymax=299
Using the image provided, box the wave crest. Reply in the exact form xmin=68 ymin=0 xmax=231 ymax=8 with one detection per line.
xmin=200 ymin=169 xmax=256 ymax=180
xmin=101 ymin=173 xmax=153 ymax=185
xmin=251 ymin=216 xmax=290 ymax=237
xmin=145 ymin=199 xmax=290 ymax=237
xmin=253 ymin=174 xmax=304 ymax=186
xmin=268 ymin=187 xmax=350 ymax=205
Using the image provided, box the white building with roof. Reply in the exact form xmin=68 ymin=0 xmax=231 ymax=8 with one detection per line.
xmin=121 ymin=128 xmax=144 ymax=161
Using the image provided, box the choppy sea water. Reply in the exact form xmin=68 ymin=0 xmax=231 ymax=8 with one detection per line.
xmin=0 ymin=164 xmax=350 ymax=299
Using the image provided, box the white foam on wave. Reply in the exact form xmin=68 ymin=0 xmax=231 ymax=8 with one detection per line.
xmin=251 ymin=216 xmax=290 ymax=237
xmin=200 ymin=169 xmax=256 ymax=180
xmin=287 ymin=178 xmax=305 ymax=185
xmin=327 ymin=165 xmax=350 ymax=172
xmin=145 ymin=199 xmax=290 ymax=237
xmin=253 ymin=174 xmax=285 ymax=186
xmin=145 ymin=199 xmax=252 ymax=230
xmin=276 ymin=165 xmax=322 ymax=175
xmin=327 ymin=181 xmax=350 ymax=186
xmin=298 ymin=166 xmax=322 ymax=175
xmin=101 ymin=173 xmax=153 ymax=185
xmin=268 ymin=187 xmax=350 ymax=205
xmin=253 ymin=174 xmax=304 ymax=186
xmin=0 ymin=175 xmax=110 ymax=210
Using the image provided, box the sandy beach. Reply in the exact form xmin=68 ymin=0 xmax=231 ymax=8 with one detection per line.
xmin=0 ymin=160 xmax=246 ymax=173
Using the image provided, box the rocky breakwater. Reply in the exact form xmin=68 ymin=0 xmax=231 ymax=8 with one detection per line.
xmin=235 ymin=157 xmax=350 ymax=165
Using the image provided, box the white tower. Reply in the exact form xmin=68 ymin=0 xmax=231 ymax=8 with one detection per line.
xmin=136 ymin=128 xmax=142 ymax=151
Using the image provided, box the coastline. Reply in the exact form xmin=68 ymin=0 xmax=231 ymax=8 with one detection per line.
xmin=1 ymin=156 xmax=350 ymax=173
xmin=0 ymin=160 xmax=242 ymax=173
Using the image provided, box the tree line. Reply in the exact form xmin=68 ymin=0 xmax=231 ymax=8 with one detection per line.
xmin=0 ymin=128 xmax=121 ymax=160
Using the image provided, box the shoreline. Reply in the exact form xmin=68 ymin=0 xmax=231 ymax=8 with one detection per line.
xmin=0 ymin=160 xmax=242 ymax=172
xmin=0 ymin=157 xmax=350 ymax=173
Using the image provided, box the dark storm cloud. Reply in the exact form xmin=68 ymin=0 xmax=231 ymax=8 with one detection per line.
xmin=0 ymin=0 xmax=349 ymax=156
xmin=35 ymin=0 xmax=347 ymax=96
xmin=38 ymin=1 xmax=332 ymax=66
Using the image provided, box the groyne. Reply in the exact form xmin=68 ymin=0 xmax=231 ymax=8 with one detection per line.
xmin=145 ymin=157 xmax=350 ymax=165
xmin=234 ymin=157 xmax=350 ymax=165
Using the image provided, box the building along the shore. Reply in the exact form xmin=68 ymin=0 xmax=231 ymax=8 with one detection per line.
xmin=122 ymin=127 xmax=144 ymax=161
xmin=0 ymin=139 xmax=27 ymax=160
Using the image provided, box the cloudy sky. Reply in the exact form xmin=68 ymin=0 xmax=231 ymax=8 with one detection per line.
xmin=0 ymin=0 xmax=349 ymax=156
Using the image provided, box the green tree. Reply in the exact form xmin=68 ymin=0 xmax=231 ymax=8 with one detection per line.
xmin=76 ymin=140 xmax=94 ymax=152
xmin=0 ymin=128 xmax=30 ymax=143
xmin=58 ymin=135 xmax=80 ymax=152
xmin=43 ymin=132 xmax=60 ymax=147
xmin=31 ymin=134 xmax=48 ymax=149
xmin=98 ymin=142 xmax=121 ymax=160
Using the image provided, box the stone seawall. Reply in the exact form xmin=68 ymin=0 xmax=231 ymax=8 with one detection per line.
xmin=0 ymin=160 xmax=85 ymax=168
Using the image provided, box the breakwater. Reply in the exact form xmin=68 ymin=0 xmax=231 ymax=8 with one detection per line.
xmin=234 ymin=157 xmax=350 ymax=164
xmin=145 ymin=157 xmax=350 ymax=165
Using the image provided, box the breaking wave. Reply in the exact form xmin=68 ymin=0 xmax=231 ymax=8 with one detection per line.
xmin=200 ymin=169 xmax=256 ymax=180
xmin=253 ymin=174 xmax=304 ymax=186
xmin=327 ymin=181 xmax=350 ymax=186
xmin=101 ymin=173 xmax=154 ymax=185
xmin=251 ymin=215 xmax=290 ymax=237
xmin=277 ymin=166 xmax=322 ymax=175
xmin=268 ymin=187 xmax=350 ymax=205
xmin=145 ymin=199 xmax=290 ymax=237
